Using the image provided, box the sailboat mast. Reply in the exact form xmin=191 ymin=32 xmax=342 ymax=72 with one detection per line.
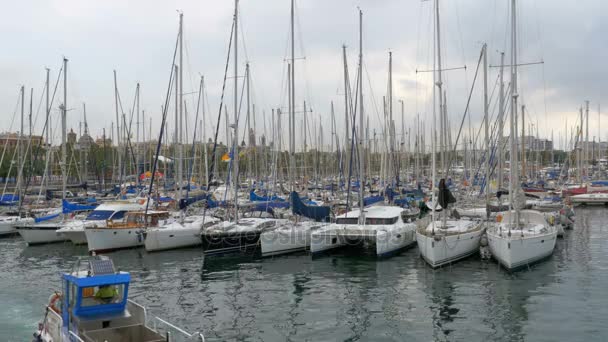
xmin=483 ymin=44 xmax=490 ymax=215
xmin=62 ymin=58 xmax=68 ymax=200
xmin=113 ymin=70 xmax=121 ymax=184
xmin=342 ymin=45 xmax=350 ymax=180
xmin=358 ymin=9 xmax=365 ymax=221
xmin=498 ymin=52 xmax=505 ymax=191
xmin=233 ymin=0 xmax=239 ymax=221
xmin=290 ymin=0 xmax=296 ymax=192
xmin=435 ymin=0 xmax=444 ymax=177
xmin=510 ymin=0 xmax=520 ymax=228
xmin=178 ymin=12 xmax=184 ymax=202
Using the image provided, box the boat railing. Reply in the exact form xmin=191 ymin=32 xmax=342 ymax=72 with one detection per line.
xmin=152 ymin=316 xmax=205 ymax=342
xmin=68 ymin=330 xmax=85 ymax=342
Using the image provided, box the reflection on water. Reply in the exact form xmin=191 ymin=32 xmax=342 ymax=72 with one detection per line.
xmin=2 ymin=208 xmax=608 ymax=341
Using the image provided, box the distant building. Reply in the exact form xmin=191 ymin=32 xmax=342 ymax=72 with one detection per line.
xmin=67 ymin=129 xmax=77 ymax=145
xmin=0 ymin=132 xmax=44 ymax=148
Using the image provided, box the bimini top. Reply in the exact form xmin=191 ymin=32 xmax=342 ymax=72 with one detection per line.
xmin=61 ymin=256 xmax=131 ymax=320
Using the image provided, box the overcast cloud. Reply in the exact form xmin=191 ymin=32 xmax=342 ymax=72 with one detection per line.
xmin=1 ymin=0 xmax=606 ymax=151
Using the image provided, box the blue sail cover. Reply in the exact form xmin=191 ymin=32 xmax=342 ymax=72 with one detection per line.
xmin=34 ymin=212 xmax=61 ymax=223
xmin=249 ymin=190 xmax=285 ymax=202
xmin=0 ymin=193 xmax=19 ymax=206
xmin=363 ymin=195 xmax=384 ymax=207
xmin=290 ymin=191 xmax=330 ymax=222
xmin=62 ymin=199 xmax=97 ymax=214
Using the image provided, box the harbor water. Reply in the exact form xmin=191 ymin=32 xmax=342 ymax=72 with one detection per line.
xmin=1 ymin=207 xmax=607 ymax=341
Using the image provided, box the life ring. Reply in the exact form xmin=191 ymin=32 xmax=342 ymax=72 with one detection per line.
xmin=49 ymin=293 xmax=62 ymax=313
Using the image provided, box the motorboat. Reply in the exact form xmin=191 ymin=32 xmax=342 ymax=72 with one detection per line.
xmin=56 ymin=200 xmax=149 ymax=245
xmin=32 ymin=255 xmax=203 ymax=341
xmin=86 ymin=211 xmax=171 ymax=253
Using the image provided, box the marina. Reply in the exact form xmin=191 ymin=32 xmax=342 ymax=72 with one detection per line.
xmin=1 ymin=0 xmax=607 ymax=340
xmin=1 ymin=207 xmax=607 ymax=340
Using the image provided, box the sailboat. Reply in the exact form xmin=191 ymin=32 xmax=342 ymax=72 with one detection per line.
xmin=310 ymin=10 xmax=416 ymax=258
xmin=415 ymin=0 xmax=484 ymax=268
xmin=486 ymin=0 xmax=557 ymax=271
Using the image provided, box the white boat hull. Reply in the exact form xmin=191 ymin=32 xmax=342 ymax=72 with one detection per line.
xmin=260 ymin=222 xmax=319 ymax=257
xmin=487 ymin=229 xmax=557 ymax=270
xmin=58 ymin=228 xmax=88 ymax=245
xmin=487 ymin=210 xmax=558 ymax=270
xmin=86 ymin=228 xmax=144 ymax=253
xmin=17 ymin=226 xmax=66 ymax=245
xmin=310 ymin=223 xmax=416 ymax=257
xmin=416 ymin=220 xmax=483 ymax=268
xmin=145 ymin=224 xmax=201 ymax=252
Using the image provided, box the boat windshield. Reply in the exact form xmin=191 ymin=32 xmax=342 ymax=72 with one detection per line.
xmin=86 ymin=210 xmax=114 ymax=221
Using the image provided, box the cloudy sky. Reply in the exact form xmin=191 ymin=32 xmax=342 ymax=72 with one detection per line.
xmin=1 ymin=0 xmax=606 ymax=151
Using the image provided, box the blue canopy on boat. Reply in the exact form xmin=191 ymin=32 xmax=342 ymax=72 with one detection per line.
xmin=249 ymin=190 xmax=285 ymax=202
xmin=363 ymin=195 xmax=384 ymax=207
xmin=62 ymin=199 xmax=97 ymax=214
xmin=290 ymin=191 xmax=330 ymax=222
xmin=34 ymin=212 xmax=61 ymax=223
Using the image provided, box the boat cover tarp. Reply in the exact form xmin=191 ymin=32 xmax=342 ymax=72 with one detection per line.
xmin=62 ymin=199 xmax=97 ymax=214
xmin=34 ymin=212 xmax=61 ymax=223
xmin=249 ymin=190 xmax=285 ymax=202
xmin=0 ymin=193 xmax=19 ymax=206
xmin=363 ymin=195 xmax=384 ymax=207
xmin=290 ymin=191 xmax=330 ymax=222
xmin=179 ymin=193 xmax=209 ymax=210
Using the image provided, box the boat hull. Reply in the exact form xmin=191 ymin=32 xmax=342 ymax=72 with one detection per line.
xmin=145 ymin=226 xmax=201 ymax=252
xmin=310 ymin=224 xmax=416 ymax=257
xmin=58 ymin=228 xmax=88 ymax=245
xmin=86 ymin=228 xmax=144 ymax=253
xmin=201 ymin=231 xmax=263 ymax=255
xmin=260 ymin=222 xmax=317 ymax=257
xmin=487 ymin=228 xmax=557 ymax=271
xmin=416 ymin=221 xmax=484 ymax=268
xmin=17 ymin=225 xmax=67 ymax=245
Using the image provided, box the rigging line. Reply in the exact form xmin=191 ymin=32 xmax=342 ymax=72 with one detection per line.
xmin=207 ymin=16 xmax=236 ymax=190
xmin=19 ymin=63 xmax=64 ymax=208
xmin=0 ymin=89 xmax=22 ymax=176
xmin=144 ymin=28 xmax=180 ymax=222
xmin=445 ymin=45 xmax=484 ymax=176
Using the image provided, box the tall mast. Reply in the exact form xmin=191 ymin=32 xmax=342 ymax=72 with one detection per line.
xmin=246 ymin=63 xmax=251 ymax=184
xmin=62 ymin=58 xmax=68 ymax=200
xmin=358 ymin=9 xmax=365 ymax=222
xmin=290 ymin=0 xmax=296 ymax=192
xmin=482 ymin=44 xmax=490 ymax=214
xmin=498 ymin=52 xmax=505 ymax=191
xmin=45 ymin=68 xmax=50 ymax=147
xmin=585 ymin=100 xmax=589 ymax=175
xmin=435 ymin=0 xmax=444 ymax=177
xmin=113 ymin=70 xmax=121 ymax=184
xmin=136 ymin=83 xmax=140 ymax=179
xmin=233 ymin=0 xmax=239 ymax=221
xmin=510 ymin=0 xmax=520 ymax=227
xmin=178 ymin=12 xmax=184 ymax=202
xmin=389 ymin=51 xmax=394 ymax=187
xmin=174 ymin=64 xmax=179 ymax=198
xmin=202 ymin=76 xmax=209 ymax=187
xmin=342 ymin=45 xmax=350 ymax=179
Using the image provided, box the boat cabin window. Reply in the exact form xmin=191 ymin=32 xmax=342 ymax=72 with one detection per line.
xmin=86 ymin=210 xmax=114 ymax=221
xmin=336 ymin=217 xmax=359 ymax=225
xmin=80 ymin=284 xmax=125 ymax=307
xmin=110 ymin=211 xmax=127 ymax=220
xmin=365 ymin=217 xmax=399 ymax=225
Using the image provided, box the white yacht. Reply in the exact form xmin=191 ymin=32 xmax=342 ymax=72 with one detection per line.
xmin=86 ymin=211 xmax=171 ymax=253
xmin=260 ymin=220 xmax=325 ymax=257
xmin=310 ymin=206 xmax=416 ymax=257
xmin=144 ymin=214 xmax=220 ymax=252
xmin=486 ymin=210 xmax=557 ymax=271
xmin=56 ymin=200 xmax=149 ymax=245
xmin=15 ymin=209 xmax=67 ymax=245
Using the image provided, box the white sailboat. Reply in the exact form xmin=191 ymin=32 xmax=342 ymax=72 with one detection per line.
xmin=309 ymin=10 xmax=416 ymax=258
xmin=486 ymin=0 xmax=557 ymax=271
xmin=416 ymin=0 xmax=483 ymax=268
